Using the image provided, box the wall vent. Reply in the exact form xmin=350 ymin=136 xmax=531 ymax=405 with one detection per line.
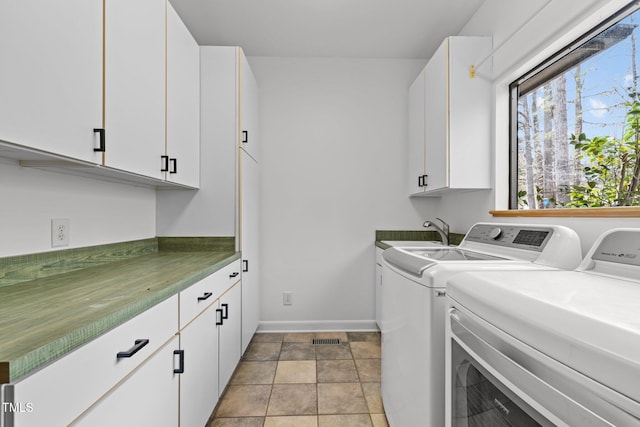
xmin=312 ymin=338 xmax=341 ymax=345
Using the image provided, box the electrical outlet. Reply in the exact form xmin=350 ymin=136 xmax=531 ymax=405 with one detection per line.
xmin=283 ymin=292 xmax=293 ymax=306
xmin=51 ymin=218 xmax=70 ymax=247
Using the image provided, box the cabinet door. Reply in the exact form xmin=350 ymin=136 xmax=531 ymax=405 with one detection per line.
xmin=240 ymin=52 xmax=260 ymax=162
xmin=408 ymin=69 xmax=426 ymax=195
xmin=104 ymin=0 xmax=165 ymax=179
xmin=0 ymin=0 xmax=102 ymax=163
xmin=71 ymin=335 xmax=179 ymax=427
xmin=424 ymin=39 xmax=448 ymax=192
xmin=218 ymin=282 xmax=242 ymax=394
xmin=240 ymin=150 xmax=260 ymax=353
xmin=448 ymin=37 xmax=492 ymax=190
xmin=166 ymin=3 xmax=200 ymax=188
xmin=375 ymin=247 xmax=383 ymax=328
xmin=179 ymin=304 xmax=219 ymax=427
xmin=8 ymin=295 xmax=177 ymax=427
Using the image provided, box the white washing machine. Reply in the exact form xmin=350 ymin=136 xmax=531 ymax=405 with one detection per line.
xmin=445 ymin=228 xmax=640 ymax=426
xmin=380 ymin=223 xmax=582 ymax=427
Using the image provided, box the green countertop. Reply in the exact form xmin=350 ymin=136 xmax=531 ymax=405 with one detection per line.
xmin=374 ymin=230 xmax=465 ymax=249
xmin=0 ymin=238 xmax=239 ymax=384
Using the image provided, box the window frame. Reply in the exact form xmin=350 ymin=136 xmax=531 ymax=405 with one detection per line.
xmin=504 ymin=0 xmax=640 ymax=217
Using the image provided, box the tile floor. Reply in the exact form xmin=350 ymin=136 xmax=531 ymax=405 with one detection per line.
xmin=208 ymin=332 xmax=388 ymax=427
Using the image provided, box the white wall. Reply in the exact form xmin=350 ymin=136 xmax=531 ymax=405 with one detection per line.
xmin=0 ymin=157 xmax=156 ymax=257
xmin=435 ymin=0 xmax=640 ymax=254
xmin=249 ymin=57 xmax=435 ymax=330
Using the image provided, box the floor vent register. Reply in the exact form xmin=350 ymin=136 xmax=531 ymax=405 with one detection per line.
xmin=311 ymin=338 xmax=342 ymax=345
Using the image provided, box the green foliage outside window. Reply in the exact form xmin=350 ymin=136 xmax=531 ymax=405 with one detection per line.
xmin=512 ymin=4 xmax=640 ymax=209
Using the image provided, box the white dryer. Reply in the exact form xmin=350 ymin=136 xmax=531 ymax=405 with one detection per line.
xmin=380 ymin=223 xmax=582 ymax=427
xmin=445 ymin=228 xmax=640 ymax=426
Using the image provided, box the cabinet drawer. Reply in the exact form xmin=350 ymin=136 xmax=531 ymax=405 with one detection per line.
xmin=179 ymin=260 xmax=241 ymax=328
xmin=7 ymin=295 xmax=178 ymax=427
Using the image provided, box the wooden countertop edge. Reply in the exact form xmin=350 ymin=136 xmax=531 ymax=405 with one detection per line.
xmin=490 ymin=207 xmax=640 ymax=217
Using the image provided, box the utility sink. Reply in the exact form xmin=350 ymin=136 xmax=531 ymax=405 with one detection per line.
xmin=381 ymin=240 xmax=443 ymax=247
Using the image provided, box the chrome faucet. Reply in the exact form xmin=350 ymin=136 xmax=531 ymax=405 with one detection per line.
xmin=423 ymin=218 xmax=450 ymax=246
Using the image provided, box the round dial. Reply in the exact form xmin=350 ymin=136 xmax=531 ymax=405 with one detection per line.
xmin=489 ymin=227 xmax=503 ymax=240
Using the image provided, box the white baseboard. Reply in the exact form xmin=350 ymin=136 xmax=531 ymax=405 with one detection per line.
xmin=257 ymin=320 xmax=379 ymax=333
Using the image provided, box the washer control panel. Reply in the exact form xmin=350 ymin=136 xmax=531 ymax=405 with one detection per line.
xmin=463 ymin=224 xmax=553 ymax=252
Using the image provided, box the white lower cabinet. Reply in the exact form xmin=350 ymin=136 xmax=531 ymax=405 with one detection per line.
xmin=178 ymin=304 xmax=219 ymax=427
xmin=240 ymin=149 xmax=260 ymax=354
xmin=218 ymin=282 xmax=242 ymax=395
xmin=5 ymin=295 xmax=177 ymax=427
xmin=375 ymin=247 xmax=384 ymax=328
xmin=3 ymin=262 xmax=245 ymax=427
xmin=72 ymin=335 xmax=180 ymax=427
xmin=177 ymin=260 xmax=241 ymax=425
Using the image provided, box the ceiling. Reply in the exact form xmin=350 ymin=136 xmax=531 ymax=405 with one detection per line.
xmin=169 ymin=0 xmax=485 ymax=59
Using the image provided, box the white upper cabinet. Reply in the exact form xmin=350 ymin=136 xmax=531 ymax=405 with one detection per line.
xmin=103 ymin=0 xmax=166 ymax=179
xmin=408 ymin=68 xmax=426 ymax=195
xmin=240 ymin=53 xmax=260 ymax=162
xmin=1 ymin=0 xmax=200 ymax=188
xmin=166 ymin=3 xmax=200 ymax=188
xmin=0 ymin=0 xmax=103 ymax=163
xmin=409 ymin=36 xmax=492 ymax=196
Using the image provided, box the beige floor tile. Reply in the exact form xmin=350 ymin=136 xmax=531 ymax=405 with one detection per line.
xmin=209 ymin=417 xmax=265 ymax=427
xmin=267 ymin=384 xmax=318 ymax=416
xmin=317 ymin=359 xmax=359 ymax=383
xmin=252 ymin=333 xmax=285 ymax=343
xmin=350 ymin=341 xmax=381 ymax=359
xmin=217 ymin=333 xmax=386 ymax=424
xmin=361 ymin=383 xmax=384 ymax=413
xmin=279 ymin=342 xmax=316 ymax=360
xmin=231 ymin=361 xmax=277 ymax=385
xmin=315 ymin=332 xmax=349 ymax=342
xmin=370 ymin=414 xmax=389 ymax=427
xmin=214 ymin=385 xmax=271 ymax=417
xmin=243 ymin=342 xmax=282 ymax=361
xmin=318 ymin=414 xmax=373 ymax=427
xmin=315 ymin=343 xmax=352 ymax=360
xmin=264 ymin=415 xmax=318 ymax=427
xmin=274 ymin=360 xmax=317 ymax=383
xmin=317 ymin=383 xmax=368 ymax=414
xmin=283 ymin=332 xmax=314 ymax=343
xmin=347 ymin=332 xmax=381 ymax=343
xmin=354 ymin=359 xmax=381 ymax=382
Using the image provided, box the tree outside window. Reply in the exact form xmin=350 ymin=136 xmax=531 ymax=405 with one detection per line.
xmin=512 ymin=5 xmax=640 ymax=209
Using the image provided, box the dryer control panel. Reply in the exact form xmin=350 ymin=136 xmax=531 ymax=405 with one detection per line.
xmin=590 ymin=229 xmax=640 ymax=267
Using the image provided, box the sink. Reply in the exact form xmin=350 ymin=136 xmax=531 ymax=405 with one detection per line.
xmin=381 ymin=240 xmax=443 ymax=247
xmin=402 ymin=247 xmax=504 ymax=261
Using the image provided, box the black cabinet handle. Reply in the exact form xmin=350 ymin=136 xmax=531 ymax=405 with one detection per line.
xmin=216 ymin=308 xmax=224 ymax=325
xmin=169 ymin=158 xmax=177 ymax=174
xmin=418 ymin=175 xmax=423 ymax=187
xmin=116 ymin=339 xmax=149 ymax=359
xmin=229 ymin=272 xmax=239 ymax=278
xmin=242 ymin=260 xmax=249 ymax=273
xmin=221 ymin=303 xmax=229 ymax=320
xmin=242 ymin=130 xmax=248 ymax=143
xmin=93 ymin=128 xmax=106 ymax=152
xmin=197 ymin=292 xmax=213 ymax=301
xmin=173 ymin=349 xmax=185 ymax=374
xmin=161 ymin=155 xmax=169 ymax=172
xmin=418 ymin=174 xmax=428 ymax=187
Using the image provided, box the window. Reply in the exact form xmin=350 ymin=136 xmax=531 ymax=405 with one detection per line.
xmin=510 ymin=1 xmax=640 ymax=211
